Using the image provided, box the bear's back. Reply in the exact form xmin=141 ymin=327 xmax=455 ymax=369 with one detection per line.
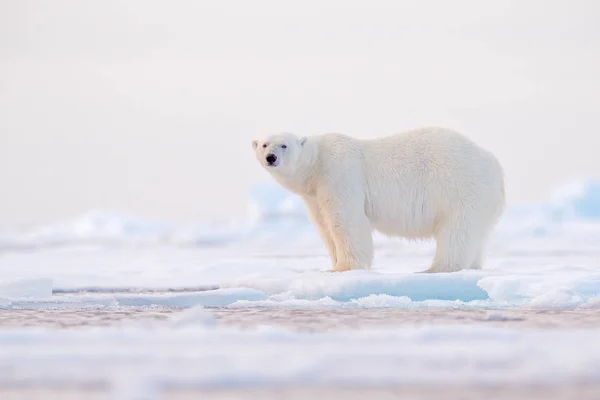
xmin=357 ymin=127 xmax=504 ymax=237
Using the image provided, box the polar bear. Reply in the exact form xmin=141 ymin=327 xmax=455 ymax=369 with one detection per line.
xmin=251 ymin=127 xmax=505 ymax=273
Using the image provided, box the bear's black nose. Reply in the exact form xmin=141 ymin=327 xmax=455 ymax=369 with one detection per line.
xmin=266 ymin=154 xmax=277 ymax=164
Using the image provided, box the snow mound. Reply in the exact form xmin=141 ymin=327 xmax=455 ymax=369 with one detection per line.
xmin=246 ymin=181 xmax=308 ymax=223
xmin=8 ymin=210 xmax=174 ymax=248
xmin=222 ymin=271 xmax=489 ymax=302
xmin=478 ymin=273 xmax=600 ymax=308
xmin=551 ymin=180 xmax=600 ymax=221
xmin=37 ymin=210 xmax=169 ymax=241
xmin=0 ymin=277 xmax=53 ymax=299
xmin=2 ymin=179 xmax=600 ymax=250
xmin=224 ymin=271 xmax=600 ymax=309
xmin=2 ymin=211 xmax=249 ymax=250
xmin=1 ymin=181 xmax=311 ymax=249
xmin=242 ymin=181 xmax=315 ymax=243
xmin=495 ymin=204 xmax=552 ymax=236
xmin=494 ymin=179 xmax=600 ymax=237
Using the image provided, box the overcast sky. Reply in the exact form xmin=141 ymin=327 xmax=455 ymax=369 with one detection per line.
xmin=1 ymin=0 xmax=599 ymax=226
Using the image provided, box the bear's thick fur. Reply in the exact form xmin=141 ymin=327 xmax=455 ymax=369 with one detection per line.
xmin=252 ymin=127 xmax=505 ymax=273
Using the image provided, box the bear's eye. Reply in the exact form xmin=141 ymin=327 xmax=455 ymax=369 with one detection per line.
xmin=262 ymin=144 xmax=267 ymax=148
xmin=281 ymin=144 xmax=287 ymax=149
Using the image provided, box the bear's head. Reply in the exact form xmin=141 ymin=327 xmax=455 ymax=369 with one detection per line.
xmin=252 ymin=132 xmax=308 ymax=176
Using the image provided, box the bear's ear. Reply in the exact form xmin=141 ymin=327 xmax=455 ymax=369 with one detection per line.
xmin=300 ymin=137 xmax=307 ymax=146
xmin=252 ymin=140 xmax=258 ymax=150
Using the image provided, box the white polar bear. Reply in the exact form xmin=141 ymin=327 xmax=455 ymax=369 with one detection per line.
xmin=252 ymin=127 xmax=505 ymax=273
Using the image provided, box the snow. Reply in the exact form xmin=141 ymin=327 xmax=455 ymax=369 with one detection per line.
xmin=113 ymin=288 xmax=267 ymax=308
xmin=551 ymin=180 xmax=600 ymax=220
xmin=0 ymin=322 xmax=599 ymax=390
xmin=0 ymin=277 xmax=53 ymax=299
xmin=222 ymin=270 xmax=490 ymax=302
xmin=1 ymin=180 xmax=600 ymax=310
xmin=1 ymin=239 xmax=600 ymax=309
xmin=246 ymin=180 xmax=308 ymax=224
xmin=169 ymin=305 xmax=217 ymax=328
xmin=1 ymin=289 xmax=267 ymax=310
xmin=1 ymin=179 xmax=600 ymax=391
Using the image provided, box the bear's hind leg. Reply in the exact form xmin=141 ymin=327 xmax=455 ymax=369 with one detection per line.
xmin=468 ymin=232 xmax=492 ymax=270
xmin=423 ymin=218 xmax=480 ymax=273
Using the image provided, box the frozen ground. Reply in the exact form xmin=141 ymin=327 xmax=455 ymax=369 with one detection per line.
xmin=1 ymin=308 xmax=600 ymax=399
xmin=1 ymin=180 xmax=600 ymax=399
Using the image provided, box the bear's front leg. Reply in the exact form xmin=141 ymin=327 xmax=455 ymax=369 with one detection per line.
xmin=318 ymin=193 xmax=373 ymax=272
xmin=303 ymin=197 xmax=337 ymax=268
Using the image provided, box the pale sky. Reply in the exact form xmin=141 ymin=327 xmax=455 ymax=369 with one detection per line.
xmin=1 ymin=0 xmax=599 ymax=226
